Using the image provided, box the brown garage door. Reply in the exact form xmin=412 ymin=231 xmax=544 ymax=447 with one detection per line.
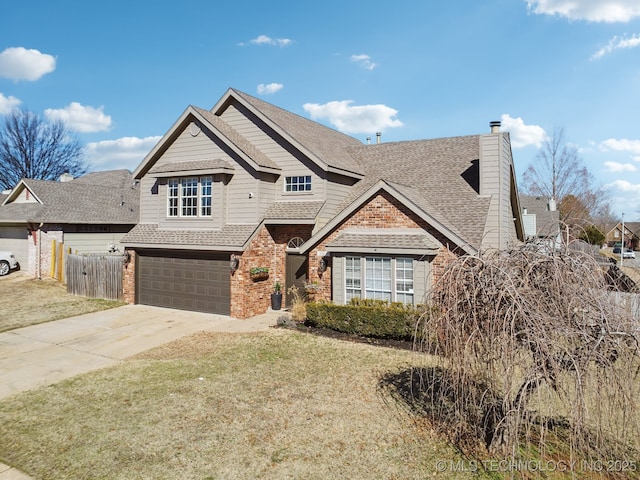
xmin=136 ymin=250 xmax=230 ymax=315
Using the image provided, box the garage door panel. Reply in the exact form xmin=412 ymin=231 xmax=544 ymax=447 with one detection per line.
xmin=137 ymin=251 xmax=230 ymax=315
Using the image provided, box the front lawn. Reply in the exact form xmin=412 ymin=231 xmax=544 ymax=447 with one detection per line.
xmin=0 ymin=330 xmax=470 ymax=479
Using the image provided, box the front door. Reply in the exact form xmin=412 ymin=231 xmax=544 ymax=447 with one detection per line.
xmin=285 ymin=253 xmax=307 ymax=308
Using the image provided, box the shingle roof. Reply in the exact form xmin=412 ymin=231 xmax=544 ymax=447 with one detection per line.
xmin=121 ymin=223 xmax=257 ymax=249
xmin=343 ymin=136 xmax=491 ymax=249
xmin=230 ymin=89 xmax=364 ymax=177
xmin=193 ymin=106 xmax=280 ymax=171
xmin=263 ymin=201 xmax=325 ymax=221
xmin=327 ymin=229 xmax=440 ymax=252
xmin=0 ymin=170 xmax=139 ymax=224
xmin=520 ymin=196 xmax=560 ymax=237
xmin=149 ymin=158 xmax=234 ymax=175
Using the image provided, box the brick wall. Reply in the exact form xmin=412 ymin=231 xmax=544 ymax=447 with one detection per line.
xmin=307 ymin=191 xmax=460 ymax=302
xmin=231 ymin=225 xmax=313 ymax=319
xmin=122 ymin=249 xmax=136 ymax=304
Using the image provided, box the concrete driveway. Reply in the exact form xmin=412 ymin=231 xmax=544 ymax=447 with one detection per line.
xmin=0 ymin=305 xmax=280 ymax=400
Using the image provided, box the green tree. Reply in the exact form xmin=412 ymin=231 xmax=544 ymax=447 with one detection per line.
xmin=0 ymin=109 xmax=86 ymax=190
xmin=578 ymin=224 xmax=605 ymax=245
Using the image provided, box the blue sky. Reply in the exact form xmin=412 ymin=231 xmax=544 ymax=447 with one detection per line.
xmin=1 ymin=0 xmax=639 ymax=219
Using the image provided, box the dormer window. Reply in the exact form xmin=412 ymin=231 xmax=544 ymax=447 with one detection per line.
xmin=285 ymin=175 xmax=311 ymax=192
xmin=167 ymin=176 xmax=212 ymax=217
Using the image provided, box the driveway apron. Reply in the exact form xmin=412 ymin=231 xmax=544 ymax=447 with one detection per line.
xmin=0 ymin=304 xmax=279 ymax=400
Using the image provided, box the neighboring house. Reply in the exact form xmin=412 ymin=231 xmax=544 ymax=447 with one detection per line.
xmin=606 ymin=221 xmax=639 ymax=250
xmin=520 ymin=195 xmax=561 ymax=250
xmin=0 ymin=170 xmax=139 ymax=277
xmin=122 ymin=88 xmax=524 ymax=318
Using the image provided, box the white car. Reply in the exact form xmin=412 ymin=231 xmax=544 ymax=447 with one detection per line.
xmin=0 ymin=251 xmax=19 ymax=276
xmin=622 ymin=248 xmax=636 ymax=259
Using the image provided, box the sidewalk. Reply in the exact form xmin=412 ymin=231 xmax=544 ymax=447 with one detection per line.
xmin=0 ymin=305 xmax=284 ymax=479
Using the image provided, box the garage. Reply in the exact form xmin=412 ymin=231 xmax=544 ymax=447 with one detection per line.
xmin=0 ymin=225 xmax=28 ymax=270
xmin=136 ymin=250 xmax=230 ymax=315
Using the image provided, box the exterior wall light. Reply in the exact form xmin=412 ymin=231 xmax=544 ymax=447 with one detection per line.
xmin=318 ymin=256 xmax=328 ymax=273
xmin=230 ymin=254 xmax=239 ymax=272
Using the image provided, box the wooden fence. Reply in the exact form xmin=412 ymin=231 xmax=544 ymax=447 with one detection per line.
xmin=608 ymin=291 xmax=640 ymax=320
xmin=66 ymin=253 xmax=126 ymax=301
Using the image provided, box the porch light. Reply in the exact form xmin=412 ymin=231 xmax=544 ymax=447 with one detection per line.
xmin=318 ymin=256 xmax=328 ymax=273
xmin=230 ymin=254 xmax=239 ymax=272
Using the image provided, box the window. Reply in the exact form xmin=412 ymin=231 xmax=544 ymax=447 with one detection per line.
xmin=200 ymin=176 xmax=212 ymax=216
xmin=344 ymin=256 xmax=414 ymax=305
xmin=285 ymin=175 xmax=312 ymax=192
xmin=345 ymin=256 xmax=362 ymax=302
xmin=167 ymin=177 xmax=212 ymax=217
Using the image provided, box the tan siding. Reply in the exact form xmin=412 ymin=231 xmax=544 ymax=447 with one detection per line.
xmin=332 ymin=256 xmax=345 ymax=304
xmin=138 ymin=176 xmax=160 ymax=223
xmin=413 ymin=258 xmax=431 ymax=304
xmin=64 ymin=232 xmax=131 ymax=254
xmin=220 ymin=103 xmax=325 ymax=203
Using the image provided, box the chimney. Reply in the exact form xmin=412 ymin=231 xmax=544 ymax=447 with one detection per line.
xmin=490 ymin=121 xmax=501 ymax=133
xmin=548 ymin=198 xmax=557 ymax=211
xmin=376 ymin=132 xmax=381 ymax=144
xmin=366 ymin=136 xmax=371 ymax=145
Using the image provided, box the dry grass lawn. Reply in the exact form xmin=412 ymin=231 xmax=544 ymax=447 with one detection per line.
xmin=0 ymin=272 xmax=124 ymax=332
xmin=0 ymin=329 xmax=478 ymax=480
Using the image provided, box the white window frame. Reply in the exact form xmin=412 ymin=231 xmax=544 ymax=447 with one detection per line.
xmin=285 ymin=175 xmax=312 ymax=192
xmin=167 ymin=176 xmax=213 ymax=218
xmin=344 ymin=256 xmax=414 ymax=305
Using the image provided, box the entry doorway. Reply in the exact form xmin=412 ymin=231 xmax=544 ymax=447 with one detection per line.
xmin=285 ymin=253 xmax=307 ymax=308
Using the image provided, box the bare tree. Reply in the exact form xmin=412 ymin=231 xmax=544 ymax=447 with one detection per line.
xmin=415 ymin=248 xmax=639 ymax=466
xmin=0 ymin=109 xmax=86 ymax=190
xmin=521 ymin=128 xmax=609 ymax=226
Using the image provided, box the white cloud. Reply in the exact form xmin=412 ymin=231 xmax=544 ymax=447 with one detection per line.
xmin=606 ymin=179 xmax=640 ymax=193
xmin=239 ymin=35 xmax=292 ymax=47
xmin=525 ymin=0 xmax=640 ymax=22
xmin=303 ymin=100 xmax=403 ymax=135
xmin=591 ymin=34 xmax=640 ymax=59
xmin=0 ymin=93 xmax=22 ymax=114
xmin=44 ymin=102 xmax=112 ymax=133
xmin=0 ymin=47 xmax=56 ymax=81
xmin=499 ymin=114 xmax=547 ymax=148
xmin=600 ymin=138 xmax=640 ymax=154
xmin=85 ymin=136 xmax=161 ymax=171
xmin=350 ymin=54 xmax=376 ymax=70
xmin=257 ymin=83 xmax=283 ymax=95
xmin=604 ymin=161 xmax=637 ymax=172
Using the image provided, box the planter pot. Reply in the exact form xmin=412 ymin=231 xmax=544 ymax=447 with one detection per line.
xmin=271 ymin=292 xmax=283 ymax=310
xmin=250 ymin=271 xmax=269 ymax=281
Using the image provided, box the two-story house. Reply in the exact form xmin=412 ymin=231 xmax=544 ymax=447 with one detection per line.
xmin=122 ymin=88 xmax=523 ymax=318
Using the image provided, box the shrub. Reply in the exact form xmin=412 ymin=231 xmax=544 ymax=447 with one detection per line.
xmin=305 ymin=300 xmax=430 ymax=342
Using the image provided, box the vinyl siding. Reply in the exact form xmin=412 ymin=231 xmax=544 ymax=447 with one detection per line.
xmin=220 ymin=104 xmax=325 ymax=203
xmin=479 ymin=132 xmax=517 ymax=250
xmin=64 ymin=230 xmax=132 ymax=254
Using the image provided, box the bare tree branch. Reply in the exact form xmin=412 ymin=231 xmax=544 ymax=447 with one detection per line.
xmin=0 ymin=109 xmax=87 ymax=190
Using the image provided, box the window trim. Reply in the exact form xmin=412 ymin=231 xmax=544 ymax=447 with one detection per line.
xmin=167 ymin=176 xmax=213 ymax=218
xmin=284 ymin=175 xmax=312 ymax=193
xmin=344 ymin=255 xmax=414 ymax=305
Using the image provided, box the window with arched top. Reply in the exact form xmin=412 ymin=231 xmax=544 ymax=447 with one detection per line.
xmin=287 ymin=237 xmax=304 ymax=248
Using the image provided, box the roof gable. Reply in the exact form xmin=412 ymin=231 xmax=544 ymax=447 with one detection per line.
xmin=212 ymin=88 xmax=365 ymax=178
xmin=0 ymin=170 xmax=139 ymax=225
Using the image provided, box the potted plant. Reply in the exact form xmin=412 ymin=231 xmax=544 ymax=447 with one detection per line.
xmin=271 ymin=282 xmax=282 ymax=310
xmin=250 ymin=266 xmax=269 ymax=281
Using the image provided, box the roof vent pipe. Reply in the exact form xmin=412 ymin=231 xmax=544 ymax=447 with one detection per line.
xmin=376 ymin=132 xmax=381 ymax=144
xmin=490 ymin=121 xmax=501 ymax=133
xmin=366 ymin=136 xmax=371 ymax=145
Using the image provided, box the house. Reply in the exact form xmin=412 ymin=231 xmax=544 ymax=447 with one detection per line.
xmin=520 ymin=195 xmax=561 ymax=250
xmin=122 ymin=88 xmax=524 ymax=318
xmin=606 ymin=221 xmax=639 ymax=250
xmin=0 ymin=170 xmax=139 ymax=277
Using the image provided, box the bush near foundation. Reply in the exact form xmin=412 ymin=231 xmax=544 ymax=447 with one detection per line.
xmin=305 ymin=299 xmax=429 ymax=342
